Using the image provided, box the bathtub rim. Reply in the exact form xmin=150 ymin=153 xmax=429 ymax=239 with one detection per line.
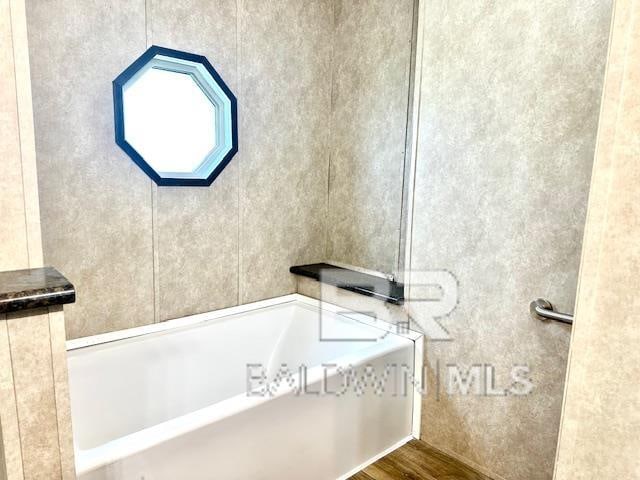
xmin=66 ymin=294 xmax=422 ymax=350
xmin=67 ymin=293 xmax=424 ymax=476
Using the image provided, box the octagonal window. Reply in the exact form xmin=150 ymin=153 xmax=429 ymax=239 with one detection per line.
xmin=113 ymin=46 xmax=237 ymax=186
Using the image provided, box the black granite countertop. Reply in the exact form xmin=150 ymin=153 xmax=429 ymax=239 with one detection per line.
xmin=290 ymin=263 xmax=404 ymax=305
xmin=0 ymin=267 xmax=75 ymax=314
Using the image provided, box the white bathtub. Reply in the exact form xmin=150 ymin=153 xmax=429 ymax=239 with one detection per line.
xmin=67 ymin=294 xmax=423 ymax=479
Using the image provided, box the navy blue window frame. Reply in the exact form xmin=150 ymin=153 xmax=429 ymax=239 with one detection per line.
xmin=113 ymin=45 xmax=238 ymax=187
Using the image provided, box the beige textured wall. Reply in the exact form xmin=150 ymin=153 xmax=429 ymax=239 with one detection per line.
xmin=326 ymin=0 xmax=414 ymax=275
xmin=555 ymin=0 xmax=640 ymax=477
xmin=27 ymin=0 xmax=154 ymax=339
xmin=0 ymin=308 xmax=76 ymax=480
xmin=149 ymin=0 xmax=238 ymax=321
xmin=26 ymin=0 xmax=333 ymax=338
xmin=0 ymin=0 xmax=28 ymax=273
xmin=0 ymin=308 xmax=75 ymax=479
xmin=409 ymin=1 xmax=612 ymax=479
xmin=238 ymin=0 xmax=332 ymax=304
xmin=0 ymin=0 xmax=41 ymax=272
xmin=0 ymin=1 xmax=75 ymax=477
xmin=27 ymin=0 xmax=413 ymax=338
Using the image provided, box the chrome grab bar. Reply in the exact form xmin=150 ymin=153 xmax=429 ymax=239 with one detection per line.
xmin=530 ymin=298 xmax=574 ymax=325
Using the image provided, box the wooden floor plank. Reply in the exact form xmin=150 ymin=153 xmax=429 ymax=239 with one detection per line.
xmin=349 ymin=471 xmax=377 ymax=480
xmin=364 ymin=456 xmax=438 ymax=480
xmin=350 ymin=440 xmax=493 ymax=480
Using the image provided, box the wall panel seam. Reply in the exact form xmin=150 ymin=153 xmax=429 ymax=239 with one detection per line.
xmin=236 ymin=0 xmax=241 ymax=307
xmin=0 ymin=317 xmax=23 ymax=480
xmin=324 ymin=0 xmax=336 ymax=265
xmin=236 ymin=0 xmax=243 ymax=305
xmin=9 ymin=0 xmax=43 ymax=269
xmin=3 ymin=323 xmax=25 ymax=480
xmin=7 ymin=0 xmax=30 ymax=270
xmin=151 ymin=184 xmax=159 ymax=322
xmin=404 ymin=0 xmax=426 ymax=301
xmin=397 ymin=0 xmax=420 ymax=278
xmin=45 ymin=313 xmax=63 ymax=478
xmin=145 ymin=0 xmax=161 ymax=324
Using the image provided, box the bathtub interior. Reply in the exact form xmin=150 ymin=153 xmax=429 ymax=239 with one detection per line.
xmin=67 ymin=298 xmax=415 ymax=454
